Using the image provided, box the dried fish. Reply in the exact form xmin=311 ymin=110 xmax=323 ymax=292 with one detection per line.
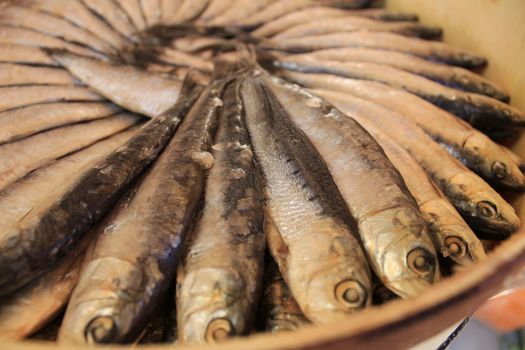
xmin=0 ymin=63 xmax=77 ymax=86
xmin=81 ymin=0 xmax=139 ymax=40
xmin=0 ymin=44 xmax=57 ymax=66
xmin=114 ymin=0 xmax=147 ymax=30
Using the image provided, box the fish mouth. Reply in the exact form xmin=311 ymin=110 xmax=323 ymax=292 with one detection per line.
xmin=84 ymin=315 xmax=118 ymax=344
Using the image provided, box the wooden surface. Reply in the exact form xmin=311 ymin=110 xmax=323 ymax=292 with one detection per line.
xmin=2 ymin=1 xmax=525 ymax=349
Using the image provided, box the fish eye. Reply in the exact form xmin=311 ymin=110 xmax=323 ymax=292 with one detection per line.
xmin=491 ymin=161 xmax=508 ymax=180
xmin=476 ymin=201 xmax=498 ymax=218
xmin=334 ymin=279 xmax=367 ymax=309
xmin=445 ymin=236 xmax=468 ymax=258
xmin=84 ymin=316 xmax=118 ymax=344
xmin=407 ymin=248 xmax=435 ymax=276
xmin=205 ymin=318 xmax=234 ymax=344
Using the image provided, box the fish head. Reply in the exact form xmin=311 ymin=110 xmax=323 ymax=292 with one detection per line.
xmin=177 ymin=267 xmax=250 ymax=344
xmin=59 ymin=258 xmax=144 ymax=345
xmin=462 ymin=134 xmax=525 ymax=190
xmin=448 ymin=172 xmax=520 ymax=238
xmin=362 ymin=207 xmax=440 ymax=299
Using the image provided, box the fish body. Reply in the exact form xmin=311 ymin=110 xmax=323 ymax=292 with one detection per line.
xmin=0 ymin=63 xmax=77 ymax=86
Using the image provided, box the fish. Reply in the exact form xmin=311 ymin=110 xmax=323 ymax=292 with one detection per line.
xmin=22 ymin=0 xmax=129 ymax=51
xmin=371 ymin=276 xmax=398 ymax=305
xmin=347 ymin=116 xmax=486 ymax=265
xmin=280 ymin=71 xmax=525 ymax=191
xmin=0 ymin=63 xmax=77 ymax=86
xmin=140 ymin=0 xmax=161 ymax=26
xmin=0 ymin=76 xmax=202 ymax=296
xmin=251 ymin=6 xmax=418 ymax=38
xmin=314 ymin=89 xmax=520 ymax=239
xmin=177 ymin=79 xmax=264 ymax=344
xmin=0 ymin=26 xmax=108 ymax=59
xmin=260 ymin=254 xmax=310 ymax=333
xmin=0 ymin=85 xmax=104 ymax=113
xmin=260 ymin=73 xmax=439 ymax=298
xmin=197 ymin=0 xmax=235 ymax=22
xmin=0 ymin=113 xmax=140 ymax=193
xmin=171 ymin=35 xmax=236 ymax=53
xmin=293 ymin=47 xmax=509 ymax=101
xmin=208 ymin=0 xmax=276 ymax=26
xmin=0 ymin=44 xmax=57 ymax=66
xmin=50 ymin=50 xmax=183 ymax=117
xmin=275 ymin=58 xmax=525 ymax=127
xmin=81 ymin=0 xmax=139 ymax=40
xmin=58 ymin=75 xmax=222 ymax=345
xmin=113 ymin=0 xmax=147 ymax=30
xmin=273 ymin=17 xmax=442 ymax=40
xmin=0 ymin=101 xmax=121 ymax=144
xmin=160 ymin=0 xmax=183 ymax=24
xmin=241 ymin=74 xmax=372 ymax=323
xmin=166 ymin=0 xmax=210 ymax=24
xmin=0 ymin=5 xmax=115 ymax=55
xmin=263 ymin=31 xmax=487 ymax=69
xmin=347 ymin=8 xmax=419 ymax=22
xmin=156 ymin=47 xmax=214 ymax=71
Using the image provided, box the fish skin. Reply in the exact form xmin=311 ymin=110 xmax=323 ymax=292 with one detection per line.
xmin=0 ymin=85 xmax=104 ymax=113
xmin=0 ymin=63 xmax=77 ymax=87
xmin=273 ymin=17 xmax=442 ymax=40
xmin=21 ymin=0 xmax=129 ymax=51
xmin=0 ymin=102 xmax=121 ymax=144
xmin=197 ymin=0 xmax=235 ymax=22
xmin=139 ymin=0 xmax=161 ymax=26
xmin=0 ymin=77 xmax=202 ymax=297
xmin=0 ymin=44 xmax=57 ymax=66
xmin=241 ymin=74 xmax=372 ymax=322
xmin=0 ymin=5 xmax=115 ymax=55
xmin=261 ymin=254 xmax=310 ymax=333
xmin=260 ymin=73 xmax=439 ymax=299
xmin=157 ymin=47 xmax=214 ymax=71
xmin=208 ymin=0 xmax=276 ymax=26
xmin=275 ymin=58 xmax=524 ymax=127
xmin=0 ymin=26 xmax=108 ymax=60
xmin=263 ymin=31 xmax=487 ymax=69
xmin=294 ymin=47 xmax=509 ymax=101
xmin=0 ymin=113 xmax=140 ymax=193
xmin=177 ymin=79 xmax=264 ymax=344
xmin=159 ymin=0 xmax=183 ymax=24
xmin=280 ymin=71 xmax=524 ymax=191
xmin=113 ymin=0 xmax=147 ymax=30
xmin=51 ymin=51 xmax=182 ymax=117
xmin=58 ymin=77 xmax=223 ymax=345
xmin=81 ymin=0 xmax=139 ymax=40
xmin=344 ymin=115 xmax=486 ymax=265
xmin=314 ymin=90 xmax=520 ymax=239
xmin=166 ymin=0 xmax=210 ymax=24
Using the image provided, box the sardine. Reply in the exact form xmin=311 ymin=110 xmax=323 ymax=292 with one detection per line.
xmin=294 ymin=47 xmax=509 ymax=101
xmin=159 ymin=0 xmax=183 ymax=24
xmin=0 ymin=5 xmax=115 ymax=55
xmin=0 ymin=63 xmax=77 ymax=86
xmin=281 ymin=71 xmax=525 ymax=190
xmin=22 ymin=0 xmax=129 ymax=51
xmin=261 ymin=254 xmax=310 ymax=333
xmin=252 ymin=7 xmax=418 ymax=38
xmin=177 ymin=79 xmax=264 ymax=344
xmin=208 ymin=0 xmax=276 ymax=26
xmin=140 ymin=0 xmax=161 ymax=26
xmin=171 ymin=35 xmax=235 ymax=53
xmin=241 ymin=74 xmax=372 ymax=322
xmin=113 ymin=0 xmax=147 ymax=30
xmin=260 ymin=73 xmax=439 ymax=298
xmin=0 ymin=44 xmax=57 ymax=66
xmin=157 ymin=47 xmax=214 ymax=71
xmin=0 ymin=76 xmax=201 ymax=296
xmin=347 ymin=8 xmax=418 ymax=22
xmin=0 ymin=26 xmax=108 ymax=59
xmin=371 ymin=276 xmax=398 ymax=305
xmin=51 ymin=51 xmax=182 ymax=117
xmin=0 ymin=113 xmax=139 ymax=193
xmin=81 ymin=0 xmax=139 ymax=40
xmin=275 ymin=58 xmax=524 ymax=127
xmin=273 ymin=17 xmax=441 ymax=40
xmin=263 ymin=31 xmax=487 ymax=68
xmin=314 ymin=90 xmax=520 ymax=238
xmin=0 ymin=102 xmax=121 ymax=144
xmin=345 ymin=115 xmax=486 ymax=265
xmin=167 ymin=0 xmax=210 ymax=24
xmin=58 ymin=76 xmax=222 ymax=345
xmin=0 ymin=85 xmax=104 ymax=113
xmin=198 ymin=0 xmax=235 ymax=22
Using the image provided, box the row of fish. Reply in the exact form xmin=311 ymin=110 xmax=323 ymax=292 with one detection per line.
xmin=0 ymin=0 xmax=522 ymax=346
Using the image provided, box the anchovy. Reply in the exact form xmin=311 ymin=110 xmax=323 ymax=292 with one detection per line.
xmin=58 ymin=76 xmax=222 ymax=345
xmin=273 ymin=17 xmax=441 ymax=40
xmin=198 ymin=0 xmax=235 ymax=22
xmin=281 ymin=71 xmax=524 ymax=190
xmin=51 ymin=51 xmax=182 ymax=117
xmin=0 ymin=44 xmax=57 ymax=66
xmin=113 ymin=0 xmax=147 ymax=30
xmin=0 ymin=63 xmax=77 ymax=86
xmin=275 ymin=58 xmax=524 ymax=127
xmin=315 ymin=90 xmax=520 ymax=239
xmin=241 ymin=74 xmax=372 ymax=323
xmin=0 ymin=76 xmax=201 ymax=296
xmin=261 ymin=73 xmax=439 ymax=298
xmin=81 ymin=0 xmax=139 ymax=40
xmin=157 ymin=47 xmax=214 ymax=71
xmin=177 ymin=79 xmax=264 ymax=344
xmin=139 ymin=0 xmax=161 ymax=26
xmin=166 ymin=0 xmax=210 ymax=24
xmin=0 ymin=101 xmax=121 ymax=144
xmin=159 ymin=0 xmax=183 ymax=24
xmin=208 ymin=0 xmax=276 ymax=26
xmin=294 ymin=47 xmax=509 ymax=101
xmin=263 ymin=31 xmax=487 ymax=68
